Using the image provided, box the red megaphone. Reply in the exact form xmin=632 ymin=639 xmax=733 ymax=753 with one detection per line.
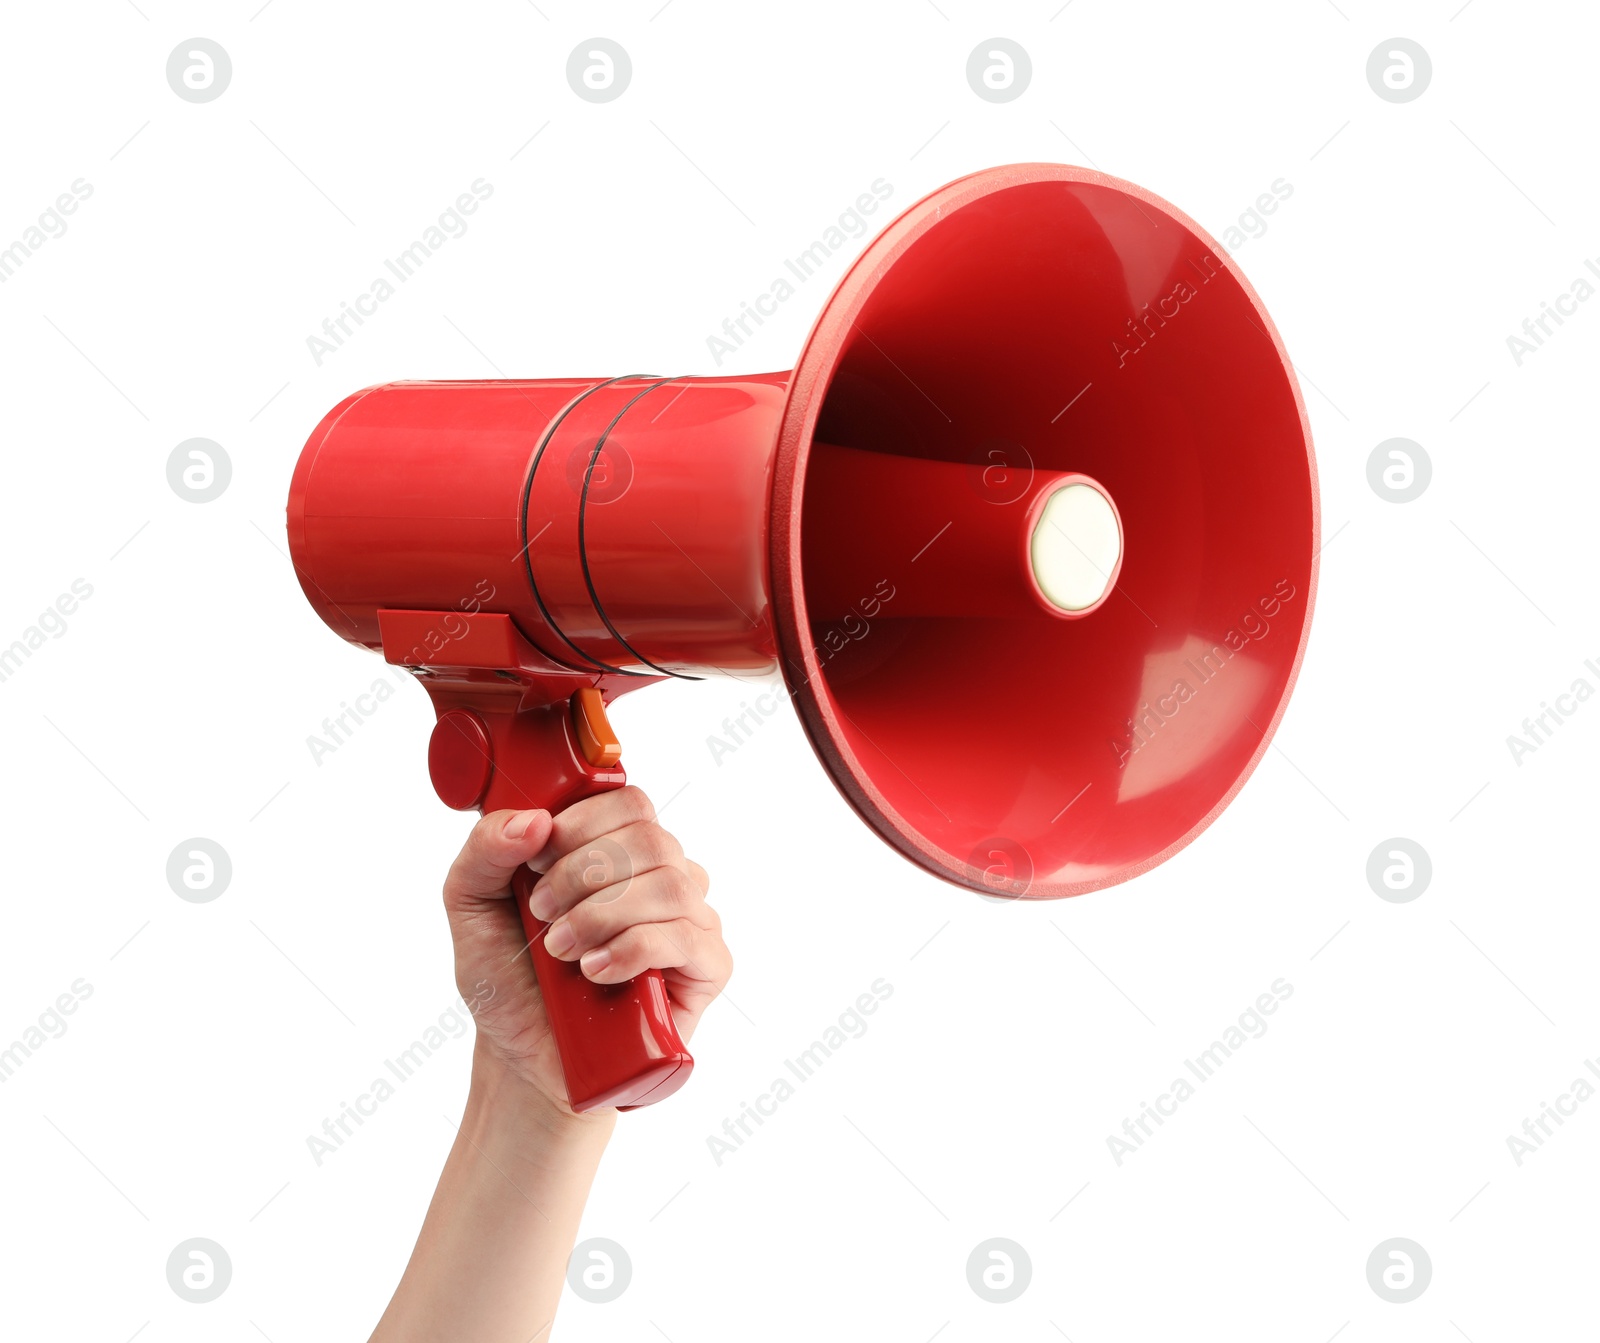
xmin=287 ymin=163 xmax=1318 ymax=1112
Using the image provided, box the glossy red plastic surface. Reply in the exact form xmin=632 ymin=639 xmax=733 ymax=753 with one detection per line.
xmin=512 ymin=864 xmax=692 ymax=1112
xmin=287 ymin=163 xmax=1317 ymax=1110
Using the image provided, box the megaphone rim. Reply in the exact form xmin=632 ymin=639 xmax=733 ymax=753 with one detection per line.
xmin=768 ymin=161 xmax=1321 ymax=899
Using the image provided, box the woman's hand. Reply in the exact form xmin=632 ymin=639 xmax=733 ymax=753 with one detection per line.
xmin=370 ymin=787 xmax=730 ymax=1342
xmin=443 ymin=785 xmax=731 ymax=1116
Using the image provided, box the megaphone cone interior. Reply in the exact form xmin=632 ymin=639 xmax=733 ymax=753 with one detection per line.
xmin=774 ymin=164 xmax=1318 ymax=899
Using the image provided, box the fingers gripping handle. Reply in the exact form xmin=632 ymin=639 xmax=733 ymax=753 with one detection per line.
xmin=424 ymin=682 xmax=693 ymax=1113
xmin=513 ymin=865 xmax=693 ymax=1112
xmin=384 ymin=608 xmax=693 ymax=1112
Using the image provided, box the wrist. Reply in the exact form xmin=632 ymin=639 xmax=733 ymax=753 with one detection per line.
xmin=466 ymin=1044 xmax=617 ymax=1159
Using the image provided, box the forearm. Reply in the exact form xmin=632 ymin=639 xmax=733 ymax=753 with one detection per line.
xmin=370 ymin=1046 xmax=616 ymax=1343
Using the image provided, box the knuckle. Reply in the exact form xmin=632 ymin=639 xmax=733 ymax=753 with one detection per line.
xmin=668 ymin=918 xmax=704 ymax=959
xmin=658 ymin=866 xmax=698 ymax=908
xmin=617 ymin=785 xmax=657 ymax=824
xmin=630 ymin=822 xmax=680 ymax=870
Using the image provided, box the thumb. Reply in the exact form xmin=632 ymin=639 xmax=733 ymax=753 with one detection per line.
xmin=444 ymin=808 xmax=554 ymax=910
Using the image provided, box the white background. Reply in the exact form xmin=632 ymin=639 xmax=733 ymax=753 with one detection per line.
xmin=1 ymin=2 xmax=1595 ymax=1339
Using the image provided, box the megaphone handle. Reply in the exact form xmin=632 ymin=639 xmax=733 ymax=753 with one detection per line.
xmin=508 ymin=822 xmax=694 ymax=1115
xmin=410 ymin=635 xmax=694 ymax=1113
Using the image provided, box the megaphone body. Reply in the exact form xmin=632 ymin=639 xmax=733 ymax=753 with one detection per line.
xmin=288 ymin=163 xmax=1318 ymax=1111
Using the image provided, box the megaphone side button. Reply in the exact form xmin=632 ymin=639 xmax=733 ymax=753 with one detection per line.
xmin=428 ymin=709 xmax=494 ymax=810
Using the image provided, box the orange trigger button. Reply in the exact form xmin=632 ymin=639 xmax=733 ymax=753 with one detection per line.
xmin=572 ymin=687 xmax=622 ymax=767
